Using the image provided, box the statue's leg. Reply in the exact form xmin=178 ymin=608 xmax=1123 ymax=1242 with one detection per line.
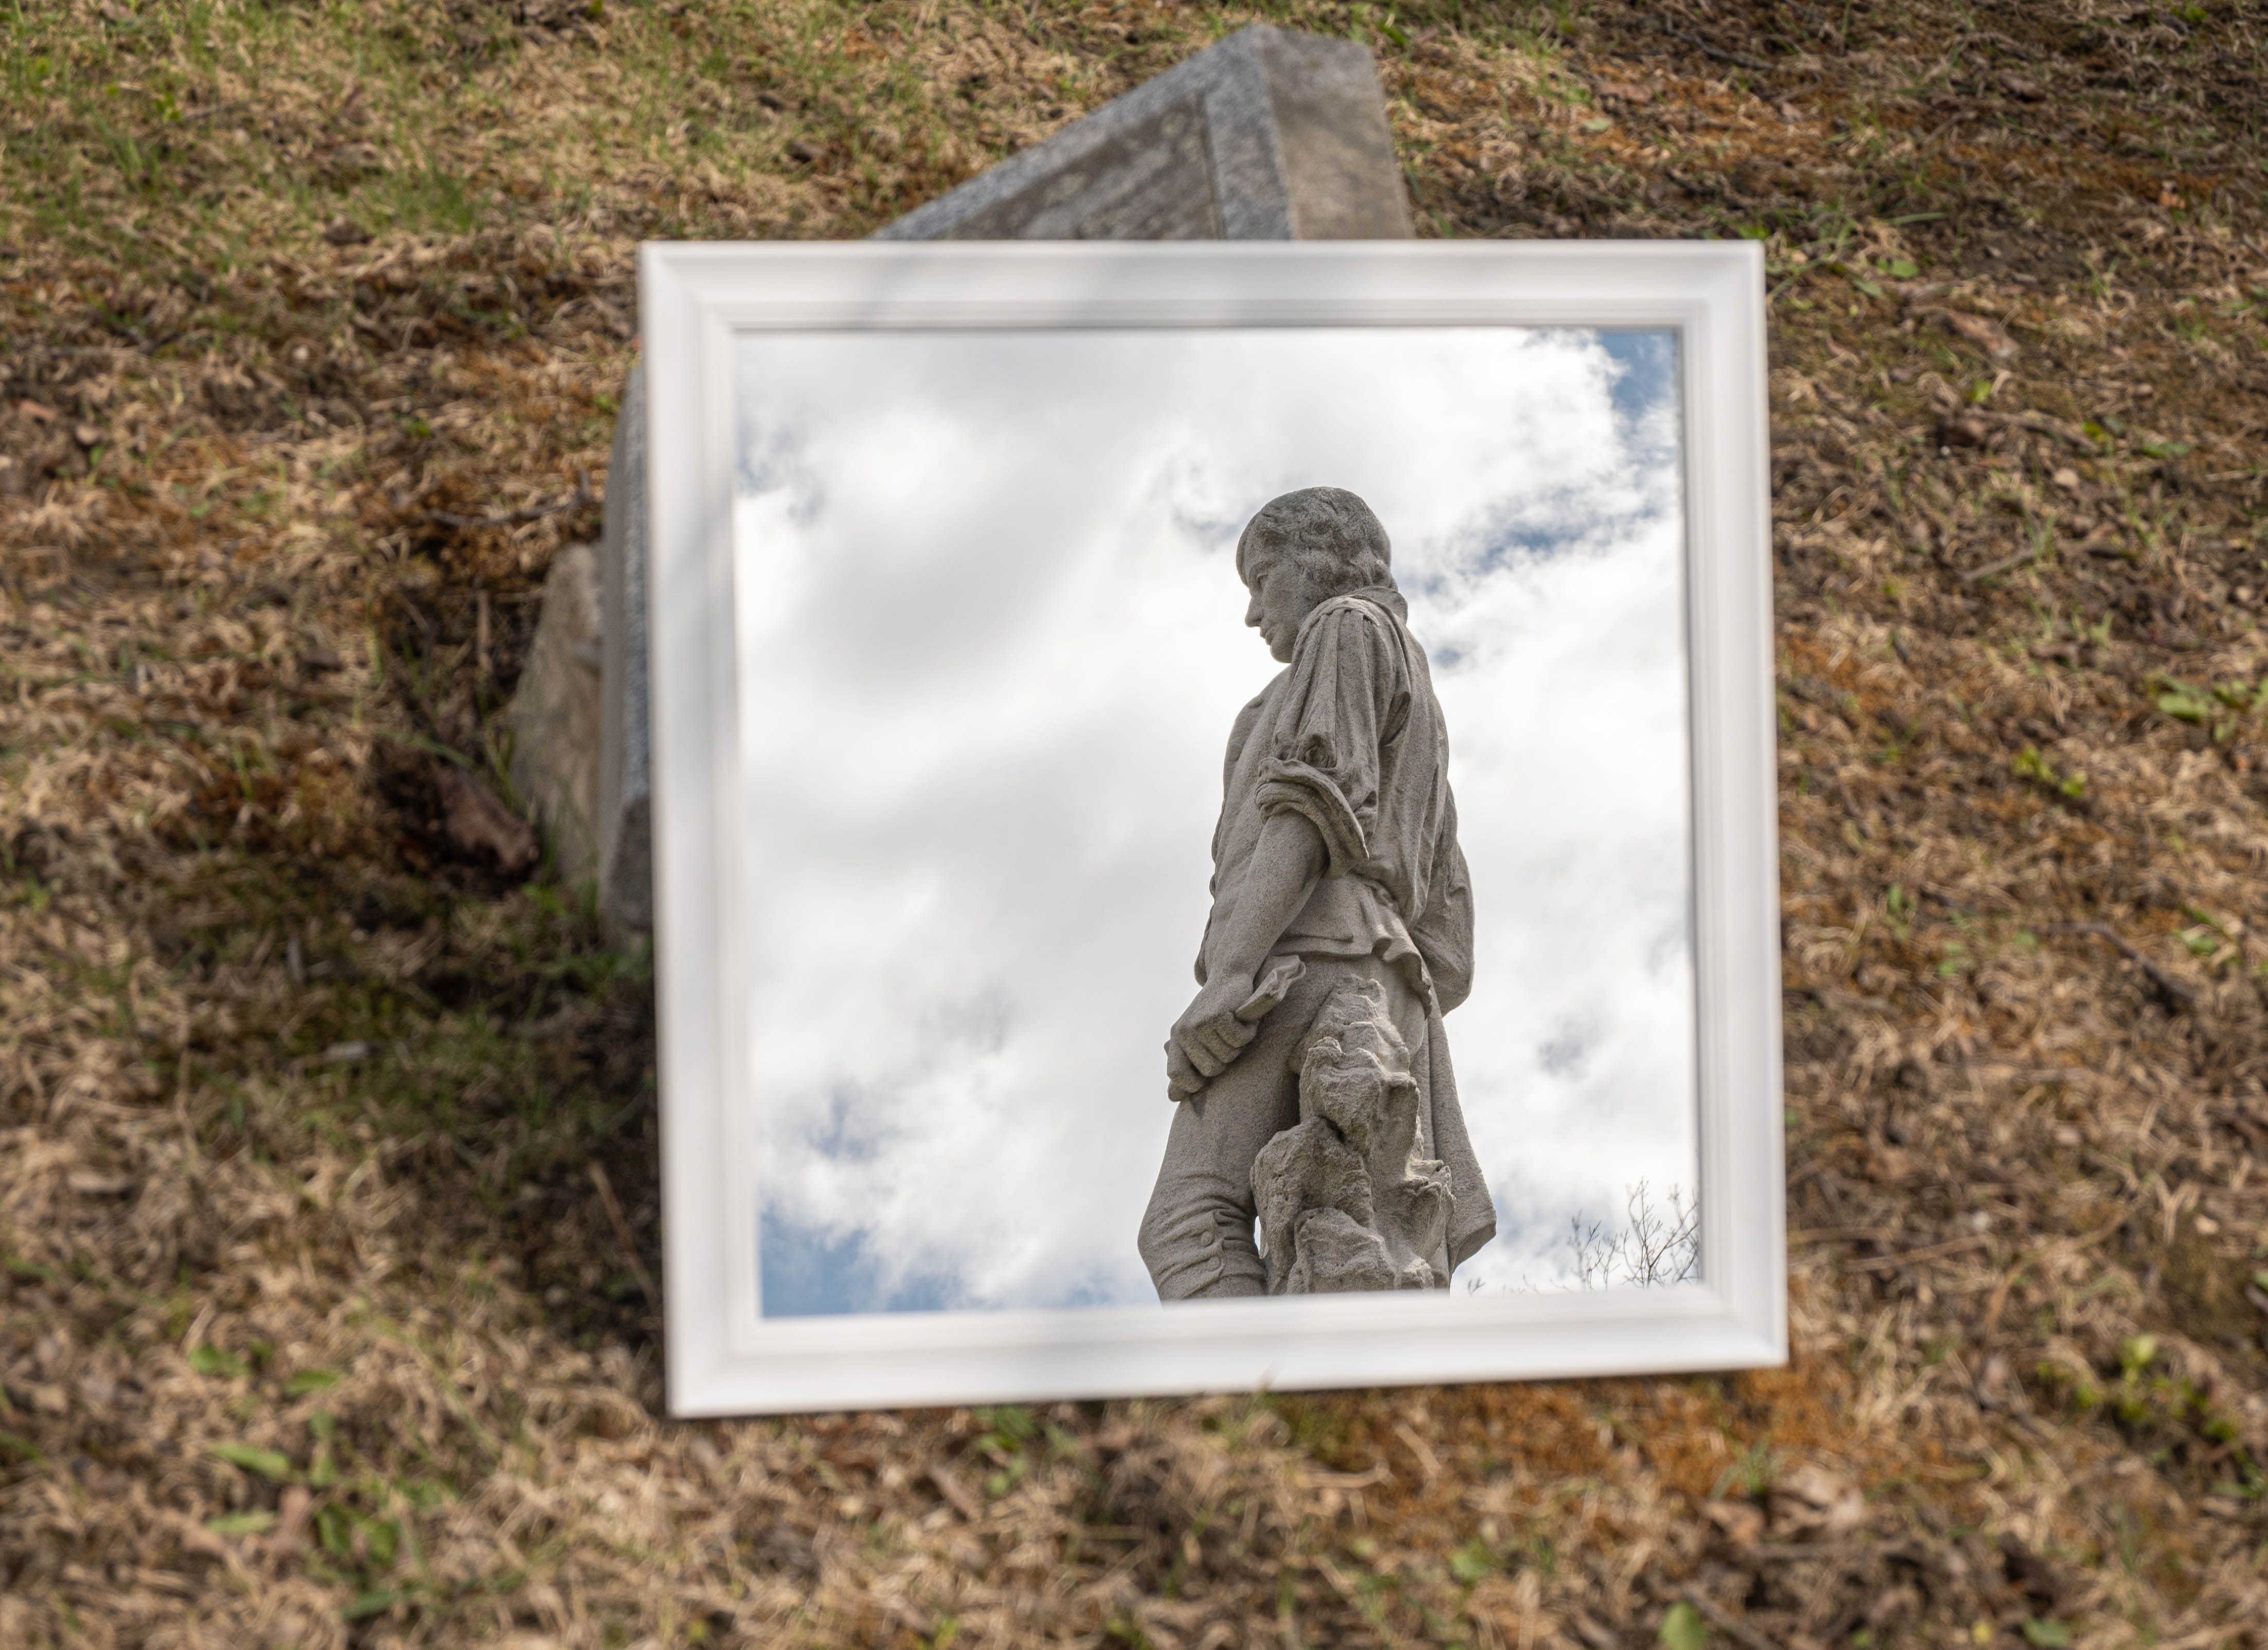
xmin=1138 ymin=959 xmax=1330 ymax=1300
xmin=1137 ymin=1165 xmax=1265 ymax=1299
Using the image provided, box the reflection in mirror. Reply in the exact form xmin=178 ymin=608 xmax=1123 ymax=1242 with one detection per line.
xmin=731 ymin=326 xmax=1695 ymax=1316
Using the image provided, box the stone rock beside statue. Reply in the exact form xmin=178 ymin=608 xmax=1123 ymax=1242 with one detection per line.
xmin=1254 ymin=975 xmax=1454 ymax=1294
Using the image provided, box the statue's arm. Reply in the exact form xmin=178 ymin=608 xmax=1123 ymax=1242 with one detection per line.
xmin=1204 ymin=811 xmax=1324 ymax=992
xmin=1165 ymin=608 xmax=1383 ymax=1095
xmin=1166 ymin=811 xmax=1324 ymax=1089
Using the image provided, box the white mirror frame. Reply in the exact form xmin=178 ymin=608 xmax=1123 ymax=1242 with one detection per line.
xmin=642 ymin=241 xmax=1782 ymax=1418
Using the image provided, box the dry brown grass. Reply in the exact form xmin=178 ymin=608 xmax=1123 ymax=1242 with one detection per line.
xmin=5 ymin=1 xmax=2268 ymax=1645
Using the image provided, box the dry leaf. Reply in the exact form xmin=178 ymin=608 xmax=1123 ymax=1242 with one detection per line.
xmin=927 ymin=1461 xmax=984 ymax=1522
xmin=1865 ymin=1146 xmax=1915 ymax=1184
xmin=1934 ymin=309 xmax=2020 ymax=359
xmin=1770 ymin=1464 xmax=1867 ymax=1534
xmin=2000 ymin=1534 xmax=2069 ymax=1606
xmin=1866 ymin=1584 xmax=1921 ymax=1627
xmin=1703 ymin=1499 xmax=1766 ymax=1548
xmin=437 ymin=765 xmax=537 ymax=872
xmin=271 ymin=1486 xmax=313 ymax=1553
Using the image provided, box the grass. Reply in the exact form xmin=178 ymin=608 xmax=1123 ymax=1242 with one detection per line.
xmin=6 ymin=0 xmax=2268 ymax=1646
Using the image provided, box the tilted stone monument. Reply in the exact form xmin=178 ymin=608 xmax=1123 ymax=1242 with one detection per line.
xmin=505 ymin=22 xmax=1411 ymax=933
xmin=875 ymin=23 xmax=1411 ymax=242
xmin=508 ymin=375 xmax=649 ymax=927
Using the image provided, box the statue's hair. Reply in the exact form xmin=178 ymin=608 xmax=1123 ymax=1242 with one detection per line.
xmin=1236 ymin=487 xmax=1393 ymax=596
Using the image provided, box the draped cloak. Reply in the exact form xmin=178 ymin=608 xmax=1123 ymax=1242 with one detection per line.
xmin=1195 ymin=585 xmax=1496 ymax=1272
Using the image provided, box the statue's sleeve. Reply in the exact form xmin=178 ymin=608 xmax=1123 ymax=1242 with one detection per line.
xmin=1410 ymin=798 xmax=1475 ymax=1013
xmin=1251 ymin=602 xmax=1397 ymax=878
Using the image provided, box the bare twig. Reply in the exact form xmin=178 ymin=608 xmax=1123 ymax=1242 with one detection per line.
xmin=1682 ymin=1588 xmax=1785 ymax=1650
xmin=926 ymin=1462 xmax=984 ymax=1521
xmin=425 ymin=472 xmax=592 ymax=530
xmin=1841 ymin=1234 xmax=1992 ymax=1272
xmin=1297 ymin=1463 xmax=1392 ymax=1490
xmin=2043 ymin=921 xmax=2200 ymax=1010
xmin=1567 ymin=1181 xmax=1702 ymax=1289
xmin=1390 ymin=1420 xmax=1442 ymax=1486
xmin=588 ymin=1161 xmax=659 ymax=1312
xmin=1647 ymin=18 xmax=1779 ymax=75
xmin=1970 ymin=1065 xmax=2095 ymax=1087
xmin=1968 ymin=408 xmax=2098 ymax=452
xmin=1961 ymin=545 xmax=2042 ymax=584
xmin=1795 ymin=985 xmax=1894 ymax=1014
xmin=178 ymin=99 xmax=252 ymax=125
xmin=1743 ymin=1542 xmax=1863 ymax=1563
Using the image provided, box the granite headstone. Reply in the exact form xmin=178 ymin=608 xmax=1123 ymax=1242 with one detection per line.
xmin=505 ymin=22 xmax=1411 ymax=932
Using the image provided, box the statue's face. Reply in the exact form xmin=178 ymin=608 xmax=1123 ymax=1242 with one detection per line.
xmin=1241 ymin=537 xmax=1328 ymax=664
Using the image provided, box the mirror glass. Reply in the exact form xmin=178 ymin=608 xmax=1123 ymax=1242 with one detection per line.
xmin=731 ymin=325 xmax=1696 ymax=1315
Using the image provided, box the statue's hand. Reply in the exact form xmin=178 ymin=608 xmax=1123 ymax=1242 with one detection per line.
xmin=1165 ymin=1038 xmax=1207 ymax=1101
xmin=1169 ymin=970 xmax=1259 ymax=1089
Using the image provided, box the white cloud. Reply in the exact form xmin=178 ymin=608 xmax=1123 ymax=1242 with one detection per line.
xmin=730 ymin=326 xmax=1695 ymax=1312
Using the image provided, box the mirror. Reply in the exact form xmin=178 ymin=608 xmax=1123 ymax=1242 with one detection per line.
xmin=729 ymin=324 xmax=1697 ymax=1316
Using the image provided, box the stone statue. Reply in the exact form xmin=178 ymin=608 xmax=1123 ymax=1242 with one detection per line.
xmin=1139 ymin=488 xmax=1496 ymax=1299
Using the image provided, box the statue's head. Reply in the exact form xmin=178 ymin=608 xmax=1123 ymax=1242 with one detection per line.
xmin=1235 ymin=487 xmax=1393 ymax=663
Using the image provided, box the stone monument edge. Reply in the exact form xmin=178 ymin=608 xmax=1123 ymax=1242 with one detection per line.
xmin=566 ymin=21 xmax=1413 ymax=937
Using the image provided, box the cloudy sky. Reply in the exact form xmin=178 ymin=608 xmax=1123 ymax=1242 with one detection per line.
xmin=730 ymin=324 xmax=1696 ymax=1315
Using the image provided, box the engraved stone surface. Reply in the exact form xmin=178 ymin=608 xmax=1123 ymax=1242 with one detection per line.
xmin=505 ymin=540 xmax=603 ymax=885
xmin=876 ymin=24 xmax=1410 ymax=242
xmin=1253 ymin=26 xmax=1412 ymax=239
xmin=919 ymin=95 xmax=1221 ymax=241
xmin=569 ymin=23 xmax=1411 ymax=935
xmin=596 ymin=372 xmax=651 ymax=933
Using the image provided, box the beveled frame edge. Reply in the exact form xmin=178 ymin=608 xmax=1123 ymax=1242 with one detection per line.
xmin=643 ymin=241 xmax=1784 ymax=1419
